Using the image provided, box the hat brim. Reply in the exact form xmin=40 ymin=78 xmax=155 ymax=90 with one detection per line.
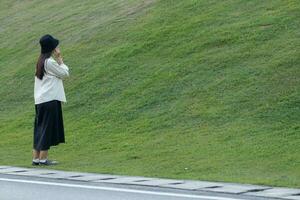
xmin=53 ymin=38 xmax=59 ymax=49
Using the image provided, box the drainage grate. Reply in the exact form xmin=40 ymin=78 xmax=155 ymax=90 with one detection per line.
xmin=204 ymin=186 xmax=222 ymax=189
xmin=133 ymin=180 xmax=149 ymax=183
xmin=69 ymin=175 xmax=84 ymax=178
xmin=98 ymin=177 xmax=117 ymax=180
xmin=168 ymin=182 xmax=184 ymax=185
xmin=246 ymin=188 xmax=269 ymax=193
xmin=13 ymin=170 xmax=27 ymax=173
xmin=40 ymin=172 xmax=56 ymax=175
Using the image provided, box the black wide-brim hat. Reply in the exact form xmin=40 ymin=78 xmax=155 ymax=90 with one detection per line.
xmin=39 ymin=34 xmax=59 ymax=54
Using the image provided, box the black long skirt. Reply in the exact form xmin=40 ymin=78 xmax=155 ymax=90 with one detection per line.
xmin=34 ymin=100 xmax=65 ymax=151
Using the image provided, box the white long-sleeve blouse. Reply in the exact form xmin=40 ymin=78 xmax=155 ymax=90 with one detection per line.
xmin=34 ymin=57 xmax=69 ymax=105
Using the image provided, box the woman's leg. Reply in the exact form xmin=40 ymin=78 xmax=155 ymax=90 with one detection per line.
xmin=39 ymin=150 xmax=58 ymax=165
xmin=32 ymin=149 xmax=40 ymax=159
xmin=32 ymin=149 xmax=40 ymax=165
xmin=39 ymin=150 xmax=48 ymax=160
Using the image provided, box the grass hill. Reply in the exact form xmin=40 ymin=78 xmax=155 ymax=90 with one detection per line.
xmin=0 ymin=0 xmax=299 ymax=187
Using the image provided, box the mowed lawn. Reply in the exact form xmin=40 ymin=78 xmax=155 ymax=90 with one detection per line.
xmin=0 ymin=0 xmax=299 ymax=187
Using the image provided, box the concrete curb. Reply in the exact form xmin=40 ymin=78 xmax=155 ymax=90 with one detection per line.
xmin=0 ymin=166 xmax=299 ymax=199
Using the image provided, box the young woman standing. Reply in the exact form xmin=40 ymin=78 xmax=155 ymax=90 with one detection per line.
xmin=33 ymin=34 xmax=69 ymax=166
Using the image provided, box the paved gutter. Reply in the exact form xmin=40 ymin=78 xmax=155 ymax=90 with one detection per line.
xmin=0 ymin=166 xmax=299 ymax=200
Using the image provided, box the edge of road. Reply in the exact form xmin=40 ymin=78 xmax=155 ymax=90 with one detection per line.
xmin=0 ymin=165 xmax=299 ymax=200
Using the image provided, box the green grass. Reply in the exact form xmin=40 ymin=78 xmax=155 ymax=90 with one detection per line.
xmin=0 ymin=0 xmax=299 ymax=188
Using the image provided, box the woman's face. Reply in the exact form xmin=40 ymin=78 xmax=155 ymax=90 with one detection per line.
xmin=53 ymin=47 xmax=61 ymax=57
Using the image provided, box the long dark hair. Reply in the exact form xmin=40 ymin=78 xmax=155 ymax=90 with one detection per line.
xmin=35 ymin=52 xmax=52 ymax=79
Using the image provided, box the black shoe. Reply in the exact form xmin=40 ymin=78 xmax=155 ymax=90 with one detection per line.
xmin=32 ymin=161 xmax=40 ymax=166
xmin=39 ymin=160 xmax=58 ymax=166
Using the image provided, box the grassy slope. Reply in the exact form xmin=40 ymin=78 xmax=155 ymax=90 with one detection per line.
xmin=0 ymin=0 xmax=299 ymax=187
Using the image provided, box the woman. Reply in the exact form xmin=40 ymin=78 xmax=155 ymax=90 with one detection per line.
xmin=33 ymin=34 xmax=69 ymax=166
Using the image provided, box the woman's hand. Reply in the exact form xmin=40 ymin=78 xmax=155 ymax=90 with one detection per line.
xmin=53 ymin=48 xmax=64 ymax=65
xmin=54 ymin=47 xmax=62 ymax=58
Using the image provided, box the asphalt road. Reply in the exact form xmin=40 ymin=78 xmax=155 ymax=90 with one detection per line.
xmin=0 ymin=174 xmax=274 ymax=200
